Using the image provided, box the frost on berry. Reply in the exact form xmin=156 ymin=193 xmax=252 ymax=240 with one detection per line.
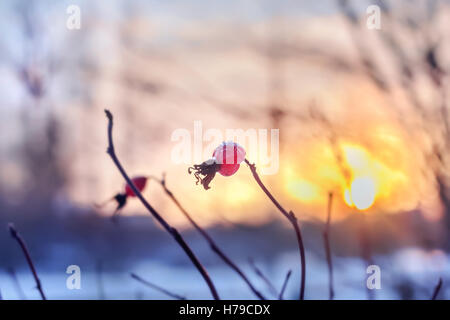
xmin=213 ymin=141 xmax=246 ymax=177
xmin=189 ymin=141 xmax=246 ymax=189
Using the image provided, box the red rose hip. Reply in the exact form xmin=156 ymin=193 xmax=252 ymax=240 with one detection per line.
xmin=213 ymin=141 xmax=246 ymax=177
xmin=125 ymin=176 xmax=148 ymax=197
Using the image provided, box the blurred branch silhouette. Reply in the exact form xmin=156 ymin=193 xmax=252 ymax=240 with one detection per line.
xmin=8 ymin=224 xmax=46 ymax=300
xmin=338 ymin=0 xmax=450 ymax=246
xmin=7 ymin=268 xmax=26 ymax=300
xmin=323 ymin=192 xmax=335 ymax=300
xmin=249 ymin=258 xmax=278 ymax=298
xmin=130 ymin=273 xmax=186 ymax=300
xmin=278 ymin=270 xmax=292 ymax=300
xmin=104 ymin=109 xmax=220 ymax=300
xmin=431 ymin=278 xmax=443 ymax=300
xmin=149 ymin=173 xmax=266 ymax=300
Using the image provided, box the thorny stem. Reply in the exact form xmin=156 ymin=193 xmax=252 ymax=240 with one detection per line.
xmin=152 ymin=174 xmax=266 ymax=300
xmin=8 ymin=224 xmax=46 ymax=300
xmin=244 ymin=159 xmax=306 ymax=300
xmin=104 ymin=110 xmax=220 ymax=300
xmin=431 ymin=278 xmax=443 ymax=300
xmin=130 ymin=273 xmax=186 ymax=300
xmin=323 ymin=192 xmax=335 ymax=300
xmin=278 ymin=270 xmax=292 ymax=300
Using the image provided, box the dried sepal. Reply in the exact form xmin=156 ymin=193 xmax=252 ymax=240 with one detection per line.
xmin=188 ymin=158 xmax=221 ymax=190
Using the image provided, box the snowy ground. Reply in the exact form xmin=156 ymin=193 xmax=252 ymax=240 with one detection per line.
xmin=1 ymin=247 xmax=447 ymax=300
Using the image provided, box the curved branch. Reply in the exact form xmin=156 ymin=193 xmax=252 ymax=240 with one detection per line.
xmin=104 ymin=110 xmax=219 ymax=300
xmin=244 ymin=159 xmax=306 ymax=300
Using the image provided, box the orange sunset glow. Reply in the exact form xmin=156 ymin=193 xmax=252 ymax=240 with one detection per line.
xmin=0 ymin=0 xmax=449 ymax=301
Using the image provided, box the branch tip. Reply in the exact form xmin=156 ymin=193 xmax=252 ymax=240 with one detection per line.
xmin=104 ymin=109 xmax=113 ymax=121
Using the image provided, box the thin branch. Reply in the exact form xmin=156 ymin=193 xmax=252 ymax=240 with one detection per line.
xmin=150 ymin=173 xmax=265 ymax=300
xmin=130 ymin=273 xmax=186 ymax=300
xmin=278 ymin=270 xmax=292 ymax=300
xmin=7 ymin=267 xmax=26 ymax=300
xmin=244 ymin=159 xmax=306 ymax=300
xmin=323 ymin=192 xmax=335 ymax=300
xmin=431 ymin=278 xmax=443 ymax=300
xmin=104 ymin=110 xmax=219 ymax=300
xmin=8 ymin=223 xmax=46 ymax=300
xmin=249 ymin=259 xmax=278 ymax=298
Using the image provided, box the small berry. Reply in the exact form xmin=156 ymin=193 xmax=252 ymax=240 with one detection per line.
xmin=96 ymin=176 xmax=148 ymax=222
xmin=189 ymin=141 xmax=246 ymax=189
xmin=125 ymin=176 xmax=148 ymax=197
xmin=212 ymin=141 xmax=246 ymax=177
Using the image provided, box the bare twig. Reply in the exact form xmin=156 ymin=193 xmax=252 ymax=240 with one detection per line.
xmin=7 ymin=267 xmax=26 ymax=300
xmin=249 ymin=259 xmax=278 ymax=298
xmin=431 ymin=278 xmax=443 ymax=300
xmin=8 ymin=223 xmax=46 ymax=300
xmin=244 ymin=159 xmax=306 ymax=300
xmin=104 ymin=110 xmax=219 ymax=300
xmin=278 ymin=270 xmax=292 ymax=300
xmin=151 ymin=173 xmax=265 ymax=300
xmin=323 ymin=192 xmax=335 ymax=300
xmin=130 ymin=273 xmax=186 ymax=300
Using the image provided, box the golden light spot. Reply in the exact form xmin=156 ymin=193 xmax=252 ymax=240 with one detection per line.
xmin=348 ymin=177 xmax=376 ymax=210
xmin=340 ymin=143 xmax=400 ymax=211
xmin=283 ymin=133 xmax=426 ymax=220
